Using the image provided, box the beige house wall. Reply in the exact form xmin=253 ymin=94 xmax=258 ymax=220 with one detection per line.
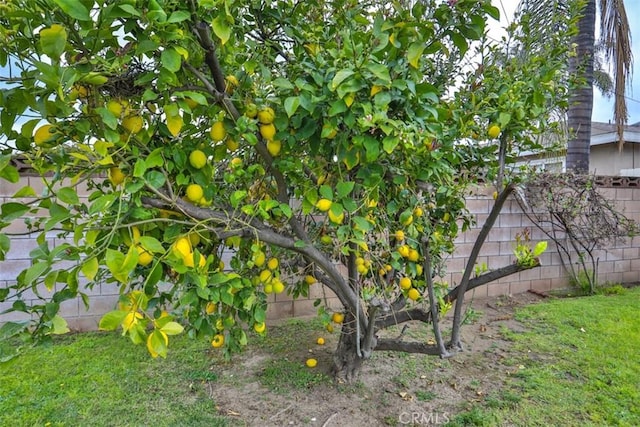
xmin=2 ymin=175 xmax=639 ymax=331
xmin=590 ymin=144 xmax=640 ymax=176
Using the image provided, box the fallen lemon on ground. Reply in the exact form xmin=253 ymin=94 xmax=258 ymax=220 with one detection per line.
xmin=316 ymin=337 xmax=325 ymax=345
xmin=306 ymin=358 xmax=318 ymax=368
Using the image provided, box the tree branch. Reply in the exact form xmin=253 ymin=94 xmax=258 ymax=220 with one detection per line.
xmin=374 ymin=339 xmax=444 ymax=355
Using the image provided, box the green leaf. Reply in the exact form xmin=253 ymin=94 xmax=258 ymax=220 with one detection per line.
xmin=0 ymin=154 xmax=19 ymax=184
xmin=161 ymin=48 xmax=182 ymax=72
xmin=336 ymin=181 xmax=355 ymax=199
xmin=0 ymin=321 xmax=28 ymax=340
xmin=39 ymin=24 xmax=67 ymax=59
xmin=160 ymin=321 xmax=184 ymax=335
xmin=81 ymin=257 xmax=99 ymax=281
xmin=0 ymin=233 xmax=9 ymax=261
xmin=138 ymin=236 xmax=165 ymax=253
xmin=57 ymin=187 xmax=80 ymax=205
xmin=331 ymin=69 xmax=355 ymax=91
xmin=366 ymin=63 xmax=391 ymax=84
xmin=167 ymin=10 xmax=190 ymax=23
xmin=49 ymin=315 xmax=70 ymax=335
xmin=212 ymin=13 xmax=231 ymax=45
xmin=146 ymin=148 xmax=164 ymax=168
xmin=230 ymin=190 xmax=247 ymax=208
xmin=498 ymin=112 xmax=512 ymax=128
xmin=407 ymin=42 xmax=425 ymax=69
xmin=99 ymin=310 xmax=128 ymax=331
xmin=319 ymin=184 xmax=333 ymax=200
xmin=52 ymin=0 xmax=90 ymax=20
xmin=363 ymin=137 xmax=380 ymax=162
xmin=533 ymin=241 xmax=548 ymax=257
xmin=273 ymin=78 xmax=294 ymax=90
xmin=23 ymin=261 xmax=49 ymax=286
xmin=382 ymin=135 xmax=400 ymax=154
xmin=284 ymin=97 xmax=300 ymax=117
xmin=145 ymin=170 xmax=166 ymax=189
xmin=133 ymin=158 xmax=147 ymax=178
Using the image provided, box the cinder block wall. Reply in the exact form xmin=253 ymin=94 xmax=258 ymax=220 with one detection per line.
xmin=2 ymin=175 xmax=639 ymax=331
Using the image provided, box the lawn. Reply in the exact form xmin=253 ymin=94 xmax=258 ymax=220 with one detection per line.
xmin=1 ymin=287 xmax=638 ymax=426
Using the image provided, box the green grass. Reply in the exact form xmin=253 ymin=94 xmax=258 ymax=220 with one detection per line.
xmin=2 ymin=289 xmax=639 ymax=426
xmin=0 ymin=332 xmax=227 ymax=427
xmin=450 ymin=287 xmax=640 ymax=426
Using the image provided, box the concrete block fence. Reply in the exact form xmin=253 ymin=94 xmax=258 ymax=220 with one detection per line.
xmin=2 ymin=173 xmax=639 ymax=331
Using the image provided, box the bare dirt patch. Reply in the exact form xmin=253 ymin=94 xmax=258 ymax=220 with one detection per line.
xmin=203 ymin=292 xmax=544 ymax=426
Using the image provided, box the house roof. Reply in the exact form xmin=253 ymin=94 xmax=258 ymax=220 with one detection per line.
xmin=590 ymin=121 xmax=640 ymax=146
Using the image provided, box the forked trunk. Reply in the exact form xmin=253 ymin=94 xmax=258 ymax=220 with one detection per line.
xmin=331 ymin=313 xmax=363 ymax=382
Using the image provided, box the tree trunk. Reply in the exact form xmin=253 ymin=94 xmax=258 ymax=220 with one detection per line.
xmin=566 ymin=0 xmax=595 ymax=174
xmin=331 ymin=313 xmax=363 ymax=383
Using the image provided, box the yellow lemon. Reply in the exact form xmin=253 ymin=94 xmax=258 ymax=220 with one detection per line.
xmin=107 ymin=99 xmax=128 ymax=117
xmin=414 ymin=207 xmax=424 ymax=217
xmin=122 ymin=115 xmax=144 ymax=134
xmin=260 ymin=123 xmax=276 ymax=141
xmin=225 ymin=75 xmax=239 ymax=93
xmin=407 ymin=288 xmax=420 ymax=301
xmin=399 ymin=277 xmax=412 ymax=290
xmin=173 ymin=237 xmax=192 ymax=259
xmin=408 ymin=249 xmax=420 ymax=262
xmin=306 ymin=358 xmax=318 ymax=368
xmin=488 ymin=124 xmax=501 ymax=139
xmin=230 ymin=157 xmax=242 ymax=168
xmin=397 ymin=245 xmax=410 ymax=258
xmin=253 ymin=251 xmax=266 ymax=267
xmin=244 ymin=103 xmax=258 ymax=118
xmin=394 ymin=230 xmax=405 ymax=241
xmin=109 ymin=166 xmax=126 ymax=186
xmin=271 ymin=279 xmax=285 ymax=294
xmin=328 ymin=209 xmax=344 ymax=224
xmin=189 ymin=150 xmax=207 ymax=169
xmin=316 ymin=337 xmax=325 ymax=345
xmin=205 ymin=302 xmax=217 ymax=314
xmin=136 ymin=245 xmax=153 ymax=266
xmin=304 ymin=275 xmax=316 ymax=285
xmin=254 ymin=322 xmax=266 ymax=333
xmin=267 ymin=257 xmax=279 ymax=270
xmin=331 ymin=312 xmax=344 ymax=324
xmin=186 ymin=184 xmax=204 ymax=203
xmin=315 ymin=198 xmax=332 ymax=212
xmin=34 ymin=124 xmax=59 ymax=147
xmin=225 ymin=138 xmax=239 ymax=151
xmin=259 ymin=269 xmax=272 ymax=283
xmin=401 ymin=214 xmax=414 ymax=226
xmin=210 ymin=121 xmax=226 ymax=141
xmin=211 ymin=334 xmax=224 ymax=348
xmin=266 ymin=139 xmax=281 ymax=156
xmin=257 ymin=106 xmax=275 ymax=124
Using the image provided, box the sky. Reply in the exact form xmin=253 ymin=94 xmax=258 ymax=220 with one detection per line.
xmin=492 ymin=0 xmax=640 ymax=125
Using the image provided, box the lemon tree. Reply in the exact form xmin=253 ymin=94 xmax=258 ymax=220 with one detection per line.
xmin=0 ymin=0 xmax=573 ymax=379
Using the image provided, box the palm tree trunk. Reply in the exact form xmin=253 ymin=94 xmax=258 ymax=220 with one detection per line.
xmin=566 ymin=0 xmax=596 ymax=173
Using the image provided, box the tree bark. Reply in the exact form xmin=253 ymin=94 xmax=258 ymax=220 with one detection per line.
xmin=331 ymin=312 xmax=363 ymax=383
xmin=566 ymin=0 xmax=595 ymax=173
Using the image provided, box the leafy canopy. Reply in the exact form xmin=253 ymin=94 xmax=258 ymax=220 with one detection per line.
xmin=0 ymin=0 xmax=571 ymax=359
